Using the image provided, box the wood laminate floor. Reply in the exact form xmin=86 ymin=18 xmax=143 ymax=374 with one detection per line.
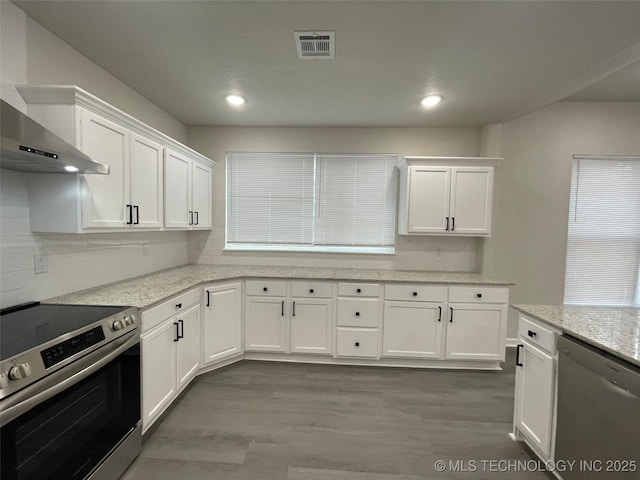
xmin=122 ymin=350 xmax=553 ymax=479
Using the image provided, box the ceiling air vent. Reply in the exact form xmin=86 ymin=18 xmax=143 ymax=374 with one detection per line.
xmin=294 ymin=31 xmax=335 ymax=59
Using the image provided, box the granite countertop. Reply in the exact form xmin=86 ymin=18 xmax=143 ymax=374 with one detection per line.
xmin=512 ymin=304 xmax=640 ymax=367
xmin=47 ymin=264 xmax=513 ymax=311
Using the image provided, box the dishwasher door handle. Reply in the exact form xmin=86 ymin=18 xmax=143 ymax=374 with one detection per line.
xmin=600 ymin=376 xmax=640 ymax=400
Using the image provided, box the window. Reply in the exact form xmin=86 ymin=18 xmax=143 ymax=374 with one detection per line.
xmin=226 ymin=152 xmax=397 ymax=253
xmin=564 ymin=156 xmax=640 ymax=306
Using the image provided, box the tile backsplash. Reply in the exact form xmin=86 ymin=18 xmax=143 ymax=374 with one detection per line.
xmin=0 ymin=169 xmax=189 ymax=308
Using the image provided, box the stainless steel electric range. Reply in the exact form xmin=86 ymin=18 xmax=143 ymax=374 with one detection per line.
xmin=0 ymin=302 xmax=141 ymax=480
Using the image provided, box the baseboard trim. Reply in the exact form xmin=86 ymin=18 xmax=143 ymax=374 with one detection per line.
xmin=506 ymin=337 xmax=519 ymax=348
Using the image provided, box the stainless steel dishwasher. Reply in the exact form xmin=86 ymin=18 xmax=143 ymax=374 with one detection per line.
xmin=556 ymin=335 xmax=640 ymax=479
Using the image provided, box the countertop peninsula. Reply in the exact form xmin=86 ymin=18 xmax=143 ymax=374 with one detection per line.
xmin=512 ymin=304 xmax=640 ymax=367
xmin=48 ymin=264 xmax=513 ymax=311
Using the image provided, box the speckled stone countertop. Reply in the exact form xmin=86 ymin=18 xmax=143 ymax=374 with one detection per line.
xmin=47 ymin=264 xmax=512 ymax=311
xmin=512 ymin=304 xmax=640 ymax=367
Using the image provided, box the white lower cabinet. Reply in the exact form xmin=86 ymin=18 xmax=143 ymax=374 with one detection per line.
xmin=203 ymin=282 xmax=242 ymax=364
xmin=513 ymin=314 xmax=559 ymax=460
xmin=290 ymin=298 xmax=332 ymax=354
xmin=141 ymin=290 xmax=201 ymax=431
xmin=445 ymin=303 xmax=507 ymax=361
xmin=383 ymin=301 xmax=444 ymax=358
xmin=335 ymin=283 xmax=381 ymax=358
xmin=245 ymin=296 xmax=287 ymax=352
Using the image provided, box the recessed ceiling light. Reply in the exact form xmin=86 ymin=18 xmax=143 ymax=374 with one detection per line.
xmin=64 ymin=165 xmax=79 ymax=172
xmin=225 ymin=94 xmax=247 ymax=106
xmin=420 ymin=95 xmax=443 ymax=107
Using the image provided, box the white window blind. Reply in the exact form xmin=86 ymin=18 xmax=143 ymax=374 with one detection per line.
xmin=564 ymin=157 xmax=640 ymax=306
xmin=226 ymin=152 xmax=397 ymax=253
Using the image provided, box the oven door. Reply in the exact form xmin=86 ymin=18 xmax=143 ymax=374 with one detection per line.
xmin=1 ymin=331 xmax=141 ymax=480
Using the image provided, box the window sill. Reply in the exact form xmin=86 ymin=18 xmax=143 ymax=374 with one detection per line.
xmin=224 ymin=244 xmax=396 ymax=255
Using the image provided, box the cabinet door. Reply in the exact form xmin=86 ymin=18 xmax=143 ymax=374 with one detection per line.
xmin=175 ymin=304 xmax=201 ymax=391
xmin=290 ymin=298 xmax=332 ymax=355
xmin=515 ymin=341 xmax=555 ymax=457
xmin=203 ymin=282 xmax=242 ymax=364
xmin=383 ymin=301 xmax=444 ymax=359
xmin=407 ymin=166 xmax=450 ymax=233
xmin=245 ymin=297 xmax=286 ymax=352
xmin=79 ymin=109 xmax=129 ymax=229
xmin=165 ymin=149 xmax=191 ymax=228
xmin=192 ymin=161 xmax=212 ymax=229
xmin=449 ymin=167 xmax=493 ymax=235
xmin=445 ymin=303 xmax=507 ymax=360
xmin=141 ymin=321 xmax=177 ymax=430
xmin=130 ymin=133 xmax=163 ymax=229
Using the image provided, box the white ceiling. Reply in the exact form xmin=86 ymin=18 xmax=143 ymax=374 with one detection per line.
xmin=13 ymin=1 xmax=640 ymax=128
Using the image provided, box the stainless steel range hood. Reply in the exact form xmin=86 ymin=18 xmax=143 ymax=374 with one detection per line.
xmin=0 ymin=99 xmax=109 ymax=174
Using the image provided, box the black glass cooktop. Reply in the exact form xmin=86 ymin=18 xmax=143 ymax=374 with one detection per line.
xmin=0 ymin=302 xmax=129 ymax=361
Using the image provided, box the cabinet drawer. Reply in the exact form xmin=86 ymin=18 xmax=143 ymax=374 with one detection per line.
xmin=518 ymin=315 xmax=557 ymax=354
xmin=245 ymin=280 xmax=287 ymax=297
xmin=336 ymin=298 xmax=380 ymax=327
xmin=337 ymin=282 xmax=381 ymax=297
xmin=384 ymin=284 xmax=447 ymax=302
xmin=290 ymin=281 xmax=333 ymax=298
xmin=448 ymin=286 xmax=509 ymax=304
xmin=336 ymin=328 xmax=379 ymax=358
xmin=142 ymin=288 xmax=200 ymax=333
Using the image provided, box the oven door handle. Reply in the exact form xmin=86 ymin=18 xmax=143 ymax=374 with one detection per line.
xmin=0 ymin=331 xmax=139 ymax=428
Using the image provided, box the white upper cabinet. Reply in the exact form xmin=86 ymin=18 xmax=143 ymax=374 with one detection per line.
xmin=397 ymin=157 xmax=500 ymax=236
xmin=17 ymin=85 xmax=214 ymax=233
xmin=165 ymin=148 xmax=213 ymax=230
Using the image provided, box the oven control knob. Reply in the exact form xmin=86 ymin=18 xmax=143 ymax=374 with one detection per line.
xmin=8 ymin=363 xmax=31 ymax=381
xmin=124 ymin=315 xmax=135 ymax=326
xmin=0 ymin=372 xmax=8 ymax=389
xmin=112 ymin=319 xmax=126 ymax=331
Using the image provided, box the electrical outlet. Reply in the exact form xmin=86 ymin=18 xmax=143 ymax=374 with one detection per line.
xmin=34 ymin=254 xmax=48 ymax=274
xmin=435 ymin=248 xmax=442 ymax=257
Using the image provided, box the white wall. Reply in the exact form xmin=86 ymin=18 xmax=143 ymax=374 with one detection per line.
xmin=187 ymin=126 xmax=483 ymax=270
xmin=0 ymin=2 xmax=190 ymax=307
xmin=481 ymin=101 xmax=640 ymax=337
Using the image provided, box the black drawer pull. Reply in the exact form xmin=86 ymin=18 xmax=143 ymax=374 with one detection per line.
xmin=412 ymin=291 xmax=418 ymax=296
xmin=445 ymin=216 xmax=449 ymax=231
xmin=206 ymin=291 xmax=210 ymax=307
xmin=281 ymin=300 xmax=284 ymax=316
xmin=174 ymin=322 xmax=180 ymax=342
xmin=263 ymin=287 xmax=268 ymax=292
xmin=355 ymin=342 xmax=360 ymax=347
xmin=356 ymin=288 xmax=362 ymax=293
xmin=438 ymin=306 xmax=442 ymax=322
xmin=176 ymin=303 xmax=182 ymax=309
xmin=449 ymin=307 xmax=454 ymax=323
xmin=355 ymin=312 xmax=360 ymax=316
xmin=477 ymin=293 xmax=482 ymax=298
xmin=309 ymin=288 xmax=314 ymax=293
xmin=527 ymin=330 xmax=537 ymax=338
xmin=292 ymin=301 xmax=296 ymax=317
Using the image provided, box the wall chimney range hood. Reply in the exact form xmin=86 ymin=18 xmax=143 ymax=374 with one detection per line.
xmin=0 ymin=99 xmax=109 ymax=174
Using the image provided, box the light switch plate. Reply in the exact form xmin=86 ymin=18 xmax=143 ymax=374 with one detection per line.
xmin=34 ymin=253 xmax=48 ymax=274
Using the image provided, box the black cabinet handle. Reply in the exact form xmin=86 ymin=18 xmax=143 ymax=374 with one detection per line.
xmin=189 ymin=210 xmax=193 ymax=225
xmin=445 ymin=217 xmax=449 ymax=231
xmin=516 ymin=344 xmax=523 ymax=366
xmin=355 ymin=342 xmax=360 ymax=347
xmin=281 ymin=300 xmax=284 ymax=316
xmin=292 ymin=301 xmax=296 ymax=317
xmin=527 ymin=330 xmax=537 ymax=338
xmin=126 ymin=204 xmax=133 ymax=225
xmin=178 ymin=319 xmax=184 ymax=339
xmin=206 ymin=291 xmax=210 ymax=307
xmin=176 ymin=303 xmax=182 ymax=309
xmin=263 ymin=287 xmax=268 ymax=292
xmin=438 ymin=306 xmax=442 ymax=322
xmin=477 ymin=293 xmax=482 ymax=298
xmin=355 ymin=311 xmax=360 ymax=316
xmin=134 ymin=205 xmax=139 ymax=224
xmin=412 ymin=291 xmax=418 ymax=297
xmin=449 ymin=307 xmax=454 ymax=323
xmin=309 ymin=288 xmax=314 ymax=294
xmin=356 ymin=288 xmax=362 ymax=293
xmin=174 ymin=322 xmax=180 ymax=342
xmin=451 ymin=217 xmax=455 ymax=231
xmin=195 ymin=211 xmax=199 ymax=225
